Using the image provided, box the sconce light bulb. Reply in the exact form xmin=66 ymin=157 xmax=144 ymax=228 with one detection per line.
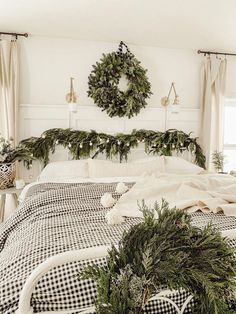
xmin=68 ymin=103 xmax=78 ymax=113
xmin=161 ymin=96 xmax=170 ymax=107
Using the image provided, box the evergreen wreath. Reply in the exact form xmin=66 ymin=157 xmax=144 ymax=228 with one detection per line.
xmin=81 ymin=200 xmax=236 ymax=314
xmin=19 ymin=128 xmax=206 ymax=168
xmin=87 ymin=41 xmax=152 ymax=118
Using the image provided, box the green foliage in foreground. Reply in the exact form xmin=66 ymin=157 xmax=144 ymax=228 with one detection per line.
xmin=81 ymin=200 xmax=236 ymax=314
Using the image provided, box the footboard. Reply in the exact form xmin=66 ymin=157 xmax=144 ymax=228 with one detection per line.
xmin=15 ymin=245 xmax=193 ymax=314
xmin=15 ymin=246 xmax=109 ymax=314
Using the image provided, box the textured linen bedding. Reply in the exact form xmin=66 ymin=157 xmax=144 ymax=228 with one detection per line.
xmin=1 ymin=180 xmax=236 ymax=314
xmin=109 ymin=173 xmax=236 ymax=220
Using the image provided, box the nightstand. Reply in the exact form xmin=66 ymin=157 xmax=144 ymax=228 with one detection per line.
xmin=0 ymin=187 xmax=23 ymax=222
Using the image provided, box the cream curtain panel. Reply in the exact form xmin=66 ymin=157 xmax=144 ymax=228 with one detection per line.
xmin=200 ymin=57 xmax=227 ymax=170
xmin=0 ymin=39 xmax=19 ymax=142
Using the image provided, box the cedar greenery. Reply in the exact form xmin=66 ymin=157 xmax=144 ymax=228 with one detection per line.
xmin=87 ymin=41 xmax=152 ymax=118
xmin=0 ymin=135 xmax=34 ymax=165
xmin=80 ymin=200 xmax=236 ymax=314
xmin=19 ymin=128 xmax=206 ymax=168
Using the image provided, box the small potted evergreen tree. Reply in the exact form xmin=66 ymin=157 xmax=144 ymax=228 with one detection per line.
xmin=212 ymin=151 xmax=226 ymax=174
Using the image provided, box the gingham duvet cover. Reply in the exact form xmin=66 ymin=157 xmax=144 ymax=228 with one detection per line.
xmin=0 ymin=182 xmax=236 ymax=314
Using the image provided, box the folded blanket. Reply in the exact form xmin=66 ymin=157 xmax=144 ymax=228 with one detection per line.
xmin=198 ymin=198 xmax=228 ymax=213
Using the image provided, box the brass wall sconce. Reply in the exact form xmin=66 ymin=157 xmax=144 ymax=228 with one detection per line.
xmin=161 ymin=82 xmax=180 ymax=107
xmin=161 ymin=82 xmax=180 ymax=131
xmin=66 ymin=77 xmax=78 ymax=113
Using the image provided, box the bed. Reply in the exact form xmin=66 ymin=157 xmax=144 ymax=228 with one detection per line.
xmin=1 ymin=157 xmax=236 ymax=313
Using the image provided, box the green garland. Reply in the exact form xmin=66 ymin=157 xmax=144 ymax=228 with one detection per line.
xmin=87 ymin=41 xmax=152 ymax=118
xmin=81 ymin=200 xmax=236 ymax=314
xmin=19 ymin=128 xmax=206 ymax=169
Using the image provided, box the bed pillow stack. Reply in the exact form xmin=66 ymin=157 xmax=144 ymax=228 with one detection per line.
xmin=37 ymin=156 xmax=204 ymax=182
xmin=38 ymin=160 xmax=89 ymax=182
xmin=87 ymin=157 xmax=165 ymax=178
xmin=164 ymin=156 xmax=203 ymax=174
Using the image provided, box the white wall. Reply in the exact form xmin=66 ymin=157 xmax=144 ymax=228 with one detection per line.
xmin=226 ymin=58 xmax=236 ymax=99
xmin=18 ymin=36 xmax=203 ymax=181
xmin=19 ymin=36 xmax=201 ymax=108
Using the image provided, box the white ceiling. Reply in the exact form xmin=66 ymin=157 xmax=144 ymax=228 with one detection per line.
xmin=1 ymin=0 xmax=236 ymax=51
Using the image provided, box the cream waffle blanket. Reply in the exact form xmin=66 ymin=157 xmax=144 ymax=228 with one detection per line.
xmin=107 ymin=173 xmax=236 ymax=222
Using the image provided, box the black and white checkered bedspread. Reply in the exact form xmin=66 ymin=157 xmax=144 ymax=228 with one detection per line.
xmin=1 ymin=182 xmax=236 ymax=314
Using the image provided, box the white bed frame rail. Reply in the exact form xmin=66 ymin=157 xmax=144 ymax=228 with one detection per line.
xmin=15 ymin=246 xmax=193 ymax=314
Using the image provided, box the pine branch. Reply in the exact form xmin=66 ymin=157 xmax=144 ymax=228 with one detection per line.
xmin=18 ymin=128 xmax=206 ymax=169
xmin=80 ymin=200 xmax=236 ymax=313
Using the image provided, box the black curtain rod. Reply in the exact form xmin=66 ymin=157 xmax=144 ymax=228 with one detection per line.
xmin=0 ymin=31 xmax=28 ymax=38
xmin=198 ymin=49 xmax=236 ymax=57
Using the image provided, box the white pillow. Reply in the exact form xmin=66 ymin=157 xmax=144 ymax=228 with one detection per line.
xmin=133 ymin=156 xmax=162 ymax=163
xmin=164 ymin=156 xmax=203 ymax=174
xmin=38 ymin=160 xmax=89 ymax=182
xmin=88 ymin=157 xmax=165 ymax=178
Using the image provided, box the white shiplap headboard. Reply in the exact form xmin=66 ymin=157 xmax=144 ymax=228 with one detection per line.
xmin=19 ymin=104 xmax=200 ymax=181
